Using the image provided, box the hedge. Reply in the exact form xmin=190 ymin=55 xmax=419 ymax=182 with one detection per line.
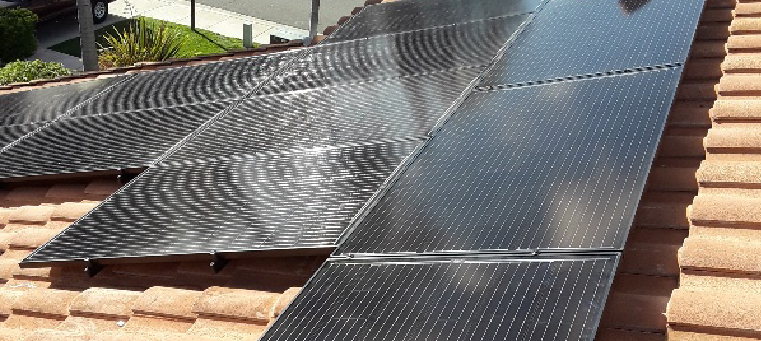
xmin=0 ymin=8 xmax=38 ymax=64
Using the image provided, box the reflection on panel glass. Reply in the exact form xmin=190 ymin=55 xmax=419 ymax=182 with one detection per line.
xmin=166 ymin=68 xmax=481 ymax=164
xmin=325 ymin=0 xmax=542 ymax=43
xmin=338 ymin=69 xmax=681 ymax=255
xmin=0 ymin=76 xmax=128 ymax=126
xmin=266 ymin=14 xmax=527 ymax=93
xmin=262 ymin=255 xmax=617 ymax=341
xmin=69 ymin=52 xmax=295 ymax=117
xmin=0 ymin=102 xmax=229 ymax=178
xmin=23 ymin=141 xmax=420 ymax=263
xmin=481 ymin=0 xmax=704 ymax=86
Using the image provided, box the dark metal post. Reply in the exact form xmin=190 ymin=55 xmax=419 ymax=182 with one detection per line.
xmin=305 ymin=0 xmax=320 ymax=45
xmin=76 ymin=0 xmax=99 ymax=71
xmin=191 ymin=0 xmax=196 ymax=30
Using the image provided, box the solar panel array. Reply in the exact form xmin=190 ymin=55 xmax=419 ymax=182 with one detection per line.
xmin=14 ymin=0 xmax=705 ymax=338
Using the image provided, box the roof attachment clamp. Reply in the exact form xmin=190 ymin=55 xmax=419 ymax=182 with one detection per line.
xmin=210 ymin=250 xmax=229 ymax=273
xmin=84 ymin=258 xmax=104 ymax=277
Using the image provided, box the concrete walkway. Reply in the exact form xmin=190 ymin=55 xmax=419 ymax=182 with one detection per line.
xmin=29 ymin=0 xmax=308 ymax=71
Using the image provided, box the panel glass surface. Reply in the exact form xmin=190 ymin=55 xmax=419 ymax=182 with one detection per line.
xmin=263 ymin=15 xmax=526 ymax=94
xmin=23 ymin=141 xmax=420 ymax=263
xmin=480 ymin=0 xmax=705 ymax=86
xmin=166 ymin=68 xmax=480 ymax=164
xmin=68 ymin=53 xmax=295 ymax=116
xmin=0 ymin=76 xmax=128 ymax=126
xmin=262 ymin=255 xmax=618 ymax=341
xmin=325 ymin=0 xmax=541 ymax=43
xmin=0 ymin=102 xmax=229 ymax=178
xmin=338 ymin=69 xmax=681 ymax=255
xmin=0 ymin=123 xmax=42 ymax=149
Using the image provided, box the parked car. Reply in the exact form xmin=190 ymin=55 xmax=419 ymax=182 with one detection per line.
xmin=0 ymin=0 xmax=112 ymax=24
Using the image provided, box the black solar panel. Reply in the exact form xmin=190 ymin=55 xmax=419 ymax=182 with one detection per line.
xmin=263 ymin=15 xmax=528 ymax=94
xmin=480 ymin=0 xmax=705 ymax=86
xmin=325 ymin=0 xmax=542 ymax=43
xmin=0 ymin=76 xmax=128 ymax=125
xmin=22 ymin=141 xmax=420 ymax=264
xmin=0 ymin=123 xmax=42 ymax=149
xmin=337 ymin=69 xmax=682 ymax=256
xmin=68 ymin=53 xmax=295 ymax=116
xmin=0 ymin=102 xmax=229 ymax=178
xmin=165 ymin=68 xmax=481 ymax=164
xmin=262 ymin=255 xmax=618 ymax=341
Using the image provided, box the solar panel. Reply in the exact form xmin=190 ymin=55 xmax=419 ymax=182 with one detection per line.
xmin=337 ymin=68 xmax=682 ymax=256
xmin=68 ymin=53 xmax=296 ymax=117
xmin=0 ymin=101 xmax=230 ymax=178
xmin=0 ymin=123 xmax=43 ymax=149
xmin=0 ymin=76 xmax=129 ymax=125
xmin=480 ymin=0 xmax=705 ymax=87
xmin=263 ymin=15 xmax=528 ymax=94
xmin=165 ymin=68 xmax=481 ymax=164
xmin=325 ymin=0 xmax=542 ymax=43
xmin=22 ymin=140 xmax=421 ymax=264
xmin=262 ymin=254 xmax=618 ymax=341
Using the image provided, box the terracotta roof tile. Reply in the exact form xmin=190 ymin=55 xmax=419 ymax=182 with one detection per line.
xmin=131 ymin=287 xmax=203 ymax=320
xmin=731 ymin=18 xmax=761 ymax=34
xmin=719 ymin=75 xmax=761 ymax=95
xmin=3 ymin=187 xmax=50 ymax=204
xmin=727 ymin=34 xmax=761 ymax=51
xmin=12 ymin=288 xmax=79 ymax=316
xmin=697 ymin=160 xmax=761 ymax=186
xmin=272 ymin=287 xmax=301 ymax=317
xmin=596 ymin=328 xmax=665 ymax=341
xmin=736 ymin=2 xmax=761 ymax=17
xmin=49 ymin=202 xmax=97 ymax=222
xmin=122 ymin=315 xmax=193 ymax=333
xmin=0 ymin=313 xmax=66 ymax=329
xmin=68 ymin=288 xmax=141 ymax=318
xmin=7 ymin=207 xmax=54 ymax=225
xmin=186 ymin=317 xmax=267 ymax=341
xmin=0 ymin=290 xmax=23 ymax=316
xmin=711 ymin=99 xmax=761 ymax=121
xmin=692 ymin=41 xmax=728 ymax=58
xmin=7 ymin=229 xmax=61 ymax=249
xmin=705 ymin=127 xmax=761 ymax=153
xmin=599 ymin=293 xmax=670 ymax=332
xmin=680 ymin=237 xmax=761 ymax=273
xmin=192 ymin=288 xmax=279 ymax=322
xmin=0 ymin=327 xmax=31 ymax=341
xmin=44 ymin=183 xmax=90 ymax=200
xmin=722 ymin=54 xmax=761 ymax=72
xmin=680 ymin=271 xmax=761 ymax=293
xmin=22 ymin=329 xmax=90 ymax=341
xmin=92 ymin=330 xmax=218 ymax=341
xmin=668 ymin=288 xmax=761 ymax=333
xmin=690 ymin=195 xmax=761 ymax=226
xmin=83 ymin=180 xmax=121 ymax=195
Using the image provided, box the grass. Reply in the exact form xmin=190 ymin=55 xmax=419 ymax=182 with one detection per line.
xmin=50 ymin=16 xmax=248 ymax=58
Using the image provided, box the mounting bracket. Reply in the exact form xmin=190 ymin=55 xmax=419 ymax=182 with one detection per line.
xmin=84 ymin=258 xmax=104 ymax=277
xmin=210 ymin=251 xmax=229 ymax=273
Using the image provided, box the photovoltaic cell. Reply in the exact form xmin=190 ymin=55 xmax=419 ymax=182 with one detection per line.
xmin=68 ymin=53 xmax=295 ymax=116
xmin=337 ymin=69 xmax=682 ymax=255
xmin=325 ymin=0 xmax=541 ymax=43
xmin=0 ymin=76 xmax=128 ymax=125
xmin=165 ymin=68 xmax=481 ymax=164
xmin=0 ymin=102 xmax=229 ymax=178
xmin=22 ymin=141 xmax=420 ymax=263
xmin=261 ymin=255 xmax=618 ymax=341
xmin=480 ymin=0 xmax=705 ymax=86
xmin=263 ymin=15 xmax=527 ymax=94
xmin=0 ymin=123 xmax=42 ymax=149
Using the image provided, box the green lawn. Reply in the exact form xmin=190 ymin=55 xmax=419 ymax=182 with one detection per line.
xmin=50 ymin=16 xmax=248 ymax=58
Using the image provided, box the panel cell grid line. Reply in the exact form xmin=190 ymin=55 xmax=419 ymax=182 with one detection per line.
xmin=22 ymin=141 xmax=421 ymax=263
xmin=262 ymin=14 xmax=528 ymax=94
xmin=68 ymin=52 xmax=295 ymax=117
xmin=0 ymin=123 xmax=43 ymax=149
xmin=261 ymin=255 xmax=618 ymax=341
xmin=0 ymin=76 xmax=128 ymax=126
xmin=0 ymin=101 xmax=230 ymax=178
xmin=480 ymin=0 xmax=705 ymax=87
xmin=324 ymin=0 xmax=542 ymax=43
xmin=164 ymin=68 xmax=481 ymax=164
xmin=337 ymin=69 xmax=682 ymax=256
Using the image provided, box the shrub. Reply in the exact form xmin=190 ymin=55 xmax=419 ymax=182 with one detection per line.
xmin=98 ymin=16 xmax=184 ymax=68
xmin=0 ymin=8 xmax=38 ymax=64
xmin=0 ymin=60 xmax=72 ymax=85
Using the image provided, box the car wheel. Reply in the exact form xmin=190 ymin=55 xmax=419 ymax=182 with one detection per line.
xmin=92 ymin=1 xmax=108 ymax=24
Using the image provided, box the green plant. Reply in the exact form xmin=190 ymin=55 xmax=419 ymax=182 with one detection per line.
xmin=98 ymin=16 xmax=185 ymax=68
xmin=0 ymin=60 xmax=72 ymax=85
xmin=0 ymin=8 xmax=38 ymax=64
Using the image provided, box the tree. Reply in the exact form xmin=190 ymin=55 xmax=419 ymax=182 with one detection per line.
xmin=76 ymin=0 xmax=99 ymax=71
